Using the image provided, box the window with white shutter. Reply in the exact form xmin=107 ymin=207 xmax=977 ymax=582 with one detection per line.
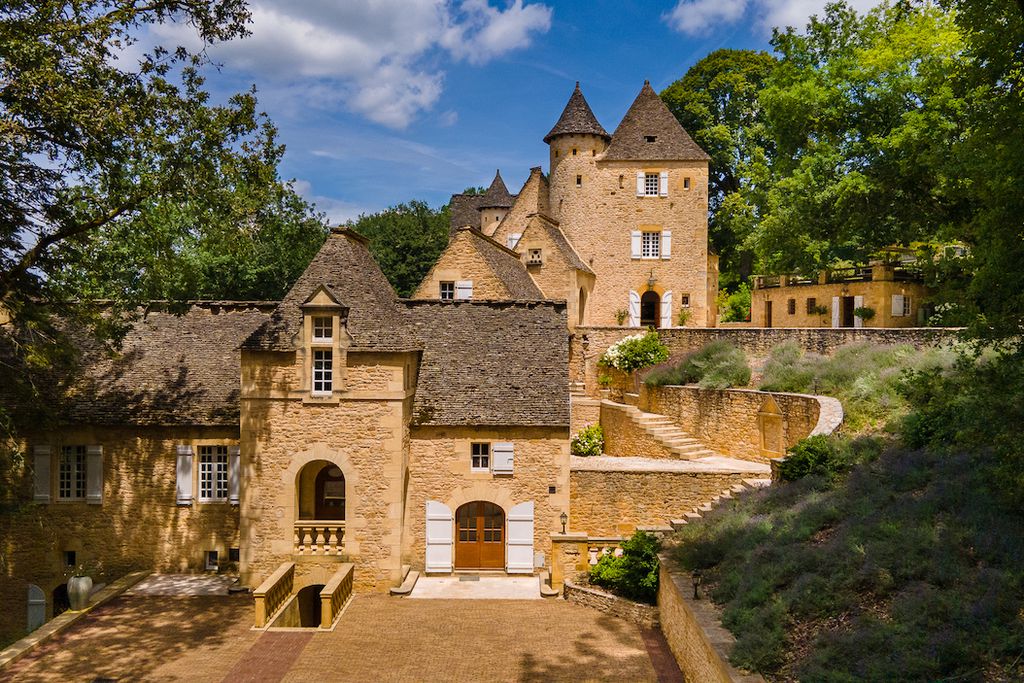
xmin=630 ymin=231 xmax=642 ymax=259
xmin=661 ymin=230 xmax=672 ymax=259
xmin=641 ymin=232 xmax=661 ymax=258
xmin=58 ymin=446 xmax=86 ymax=500
xmin=86 ymin=445 xmax=103 ymax=504
xmin=491 ymin=442 xmax=514 ymax=474
xmin=636 ymin=171 xmax=645 ymax=196
xmin=228 ymin=446 xmax=240 ymax=504
xmin=659 ymin=171 xmax=669 ymax=196
xmin=455 ymin=280 xmax=473 ymax=300
xmin=199 ymin=445 xmax=229 ymax=503
xmin=176 ymin=445 xmax=194 ymax=505
xmin=628 ymin=291 xmax=641 ymax=327
xmin=33 ymin=446 xmax=51 ymax=504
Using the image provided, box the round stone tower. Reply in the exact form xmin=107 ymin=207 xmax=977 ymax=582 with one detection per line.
xmin=544 ymin=82 xmax=611 ymax=224
xmin=477 ymin=169 xmax=514 ymax=236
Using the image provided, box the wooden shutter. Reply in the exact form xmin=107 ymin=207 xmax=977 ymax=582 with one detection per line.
xmin=425 ymin=500 xmax=453 ymax=573
xmin=892 ymin=294 xmax=905 ymax=317
xmin=904 ymin=296 xmax=912 ymax=318
xmin=86 ymin=445 xmax=103 ymax=505
xmin=661 ymin=291 xmax=673 ymax=328
xmin=176 ymin=445 xmax=193 ymax=505
xmin=628 ymin=291 xmax=641 ymax=327
xmin=831 ymin=297 xmax=841 ymax=328
xmin=661 ymin=230 xmax=672 ymax=259
xmin=228 ymin=445 xmax=240 ymax=505
xmin=33 ymin=445 xmax=50 ymax=504
xmin=630 ymin=231 xmax=642 ymax=259
xmin=659 ymin=171 xmax=669 ymax=196
xmin=27 ymin=584 xmax=46 ymax=632
xmin=492 ymin=442 xmax=514 ymax=474
xmin=506 ymin=501 xmax=534 ymax=574
xmin=455 ymin=280 xmax=473 ymax=300
xmin=635 ymin=171 xmax=644 ymax=196
xmin=853 ymin=295 xmax=865 ymax=328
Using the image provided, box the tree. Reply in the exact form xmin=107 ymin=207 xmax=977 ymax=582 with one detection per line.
xmin=661 ymin=49 xmax=777 ymax=284
xmin=348 ymin=201 xmax=450 ymax=297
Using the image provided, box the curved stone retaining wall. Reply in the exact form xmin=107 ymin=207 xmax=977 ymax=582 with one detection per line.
xmin=563 ymin=580 xmax=658 ymax=628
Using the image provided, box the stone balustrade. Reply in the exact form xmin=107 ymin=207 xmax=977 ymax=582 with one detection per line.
xmin=293 ymin=521 xmax=345 ymax=556
xmin=253 ymin=561 xmax=294 ymax=628
xmin=319 ymin=563 xmax=354 ymax=629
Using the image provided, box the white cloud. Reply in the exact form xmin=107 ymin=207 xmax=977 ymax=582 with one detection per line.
xmin=152 ymin=0 xmax=552 ymax=128
xmin=664 ymin=0 xmax=882 ymax=36
xmin=290 ymin=179 xmax=367 ymax=225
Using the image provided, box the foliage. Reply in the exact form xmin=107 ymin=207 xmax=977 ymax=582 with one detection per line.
xmin=645 ymin=340 xmax=751 ymax=389
xmin=348 ymin=201 xmax=451 ymax=298
xmin=852 ymin=306 xmax=875 ymax=321
xmin=614 ymin=309 xmax=628 ymax=326
xmin=570 ymin=424 xmax=604 ymax=457
xmin=673 ymin=445 xmax=1024 ymax=679
xmin=759 ymin=341 xmax=956 ymax=432
xmin=589 ymin=531 xmax=661 ymax=604
xmin=597 ymin=374 xmax=612 ymax=388
xmin=676 ymin=308 xmax=692 ymax=326
xmin=716 ymin=282 xmax=751 ymax=323
xmin=776 ymin=434 xmax=882 ymax=485
xmin=597 ymin=331 xmax=669 ymax=374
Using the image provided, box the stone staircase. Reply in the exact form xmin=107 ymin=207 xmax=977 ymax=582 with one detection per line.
xmin=667 ymin=478 xmax=772 ymax=532
xmin=627 ymin=407 xmax=717 ymax=460
xmin=569 ymin=380 xmax=587 ymax=397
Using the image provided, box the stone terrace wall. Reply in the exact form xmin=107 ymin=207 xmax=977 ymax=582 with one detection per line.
xmin=641 ymin=386 xmax=842 ymax=463
xmin=563 ymin=580 xmax=658 ymax=628
xmin=572 ymin=326 xmax=959 ymax=393
xmin=599 ymin=401 xmax=674 ymax=459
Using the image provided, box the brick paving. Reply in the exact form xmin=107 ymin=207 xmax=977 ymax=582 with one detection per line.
xmin=3 ymin=593 xmax=680 ymax=682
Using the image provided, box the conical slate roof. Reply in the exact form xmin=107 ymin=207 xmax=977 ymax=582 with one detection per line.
xmin=604 ymin=81 xmax=710 ymax=161
xmin=543 ymin=82 xmax=610 ymax=144
xmin=478 ymin=170 xmax=514 ymax=209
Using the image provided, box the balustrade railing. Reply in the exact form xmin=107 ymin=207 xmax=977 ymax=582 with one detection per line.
xmin=588 ymin=541 xmax=625 ymax=566
xmin=294 ymin=520 xmax=345 ymax=556
xmin=253 ymin=561 xmax=294 ymax=628
xmin=319 ymin=563 xmax=354 ymax=629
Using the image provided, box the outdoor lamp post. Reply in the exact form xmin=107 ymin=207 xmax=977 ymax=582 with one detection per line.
xmin=692 ymin=569 xmax=703 ymax=600
xmin=647 ymin=270 xmax=657 ymax=290
xmin=560 ymin=511 xmax=568 ymax=534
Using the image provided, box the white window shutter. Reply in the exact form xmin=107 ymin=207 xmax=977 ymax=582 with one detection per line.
xmin=506 ymin=501 xmax=534 ymax=574
xmin=425 ymin=500 xmax=453 ymax=573
xmin=892 ymin=294 xmax=905 ymax=317
xmin=492 ymin=442 xmax=514 ymax=474
xmin=659 ymin=171 xmax=669 ymax=196
xmin=228 ymin=445 xmax=240 ymax=505
xmin=33 ymin=446 xmax=50 ymax=503
xmin=831 ymin=297 xmax=841 ymax=328
xmin=176 ymin=445 xmax=193 ymax=505
xmin=661 ymin=291 xmax=673 ymax=328
xmin=455 ymin=280 xmax=473 ymax=300
xmin=661 ymin=230 xmax=672 ymax=259
xmin=628 ymin=291 xmax=641 ymax=327
xmin=636 ymin=171 xmax=644 ymax=196
xmin=631 ymin=231 xmax=642 ymax=259
xmin=853 ymin=295 xmax=865 ymax=328
xmin=86 ymin=445 xmax=103 ymax=504
xmin=27 ymin=584 xmax=46 ymax=632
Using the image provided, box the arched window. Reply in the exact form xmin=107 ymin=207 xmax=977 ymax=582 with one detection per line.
xmin=297 ymin=460 xmax=346 ymax=521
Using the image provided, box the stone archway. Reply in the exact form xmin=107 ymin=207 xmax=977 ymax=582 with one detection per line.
xmin=641 ymin=290 xmax=660 ymax=328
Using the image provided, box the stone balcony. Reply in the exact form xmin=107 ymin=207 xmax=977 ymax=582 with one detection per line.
xmin=293 ymin=520 xmax=346 ymax=557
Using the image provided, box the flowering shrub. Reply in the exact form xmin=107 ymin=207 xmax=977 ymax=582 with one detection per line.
xmin=571 ymin=424 xmax=604 ymax=456
xmin=597 ymin=331 xmax=669 ymax=374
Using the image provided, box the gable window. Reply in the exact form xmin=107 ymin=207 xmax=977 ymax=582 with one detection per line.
xmin=527 ymin=249 xmax=543 ymax=265
xmin=312 ymin=316 xmax=332 ymax=343
xmin=58 ymin=446 xmax=86 ymax=500
xmin=788 ymin=298 xmax=796 ymax=315
xmin=644 ymin=173 xmax=660 ymax=196
xmin=439 ymin=281 xmax=455 ymax=301
xmin=641 ymin=231 xmax=661 ymax=259
xmin=645 ymin=135 xmax=657 ymax=143
xmin=312 ymin=349 xmax=333 ymax=395
xmin=471 ymin=443 xmax=490 ymax=471
xmin=199 ymin=446 xmax=229 ymax=503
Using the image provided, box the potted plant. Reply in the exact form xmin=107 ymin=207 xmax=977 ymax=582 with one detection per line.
xmin=676 ymin=308 xmax=692 ymax=327
xmin=853 ymin=306 xmax=876 ymax=324
xmin=597 ymin=374 xmax=613 ymax=399
xmin=614 ymin=309 xmax=629 ymax=326
xmin=65 ymin=558 xmax=102 ymax=611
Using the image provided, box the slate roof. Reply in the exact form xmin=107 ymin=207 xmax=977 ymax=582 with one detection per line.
xmin=458 ymin=227 xmax=544 ymax=299
xmin=478 ymin=170 xmax=514 ymax=209
xmin=449 ymin=193 xmax=484 ymax=232
xmin=58 ymin=303 xmax=274 ymax=426
xmin=604 ymin=81 xmax=710 ymax=162
xmin=523 ymin=214 xmax=593 ymax=274
xmin=243 ymin=228 xmax=413 ymax=352
xmin=403 ymin=300 xmax=569 ymax=427
xmin=544 ymin=82 xmax=610 ymax=143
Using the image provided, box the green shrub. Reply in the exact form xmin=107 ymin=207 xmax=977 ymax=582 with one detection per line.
xmin=598 ymin=330 xmax=669 ymax=373
xmin=589 ymin=530 xmax=661 ymax=604
xmin=645 ymin=340 xmax=751 ymax=389
xmin=570 ymin=424 xmax=604 ymax=456
xmin=717 ymin=283 xmax=751 ymax=323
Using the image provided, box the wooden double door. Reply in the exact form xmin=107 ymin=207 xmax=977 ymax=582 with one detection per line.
xmin=454 ymin=501 xmax=504 ymax=569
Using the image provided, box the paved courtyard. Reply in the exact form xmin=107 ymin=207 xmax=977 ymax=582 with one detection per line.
xmin=3 ymin=592 xmax=682 ymax=682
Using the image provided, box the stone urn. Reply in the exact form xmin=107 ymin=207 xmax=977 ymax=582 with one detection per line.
xmin=67 ymin=575 xmax=93 ymax=611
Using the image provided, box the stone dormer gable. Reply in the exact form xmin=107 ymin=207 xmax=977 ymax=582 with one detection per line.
xmin=519 ymin=214 xmax=593 ymax=275
xmin=243 ymin=227 xmax=412 ymax=352
xmin=491 ymin=167 xmax=550 ymax=247
xmin=603 ymin=80 xmax=710 ymax=162
xmin=478 ymin=170 xmax=514 ymax=209
xmin=544 ymin=81 xmax=610 ymax=143
xmin=412 ymin=227 xmax=543 ymax=300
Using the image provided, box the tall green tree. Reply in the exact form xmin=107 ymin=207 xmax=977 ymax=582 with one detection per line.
xmin=349 ymin=201 xmax=450 ymax=298
xmin=661 ymin=49 xmax=777 ymax=283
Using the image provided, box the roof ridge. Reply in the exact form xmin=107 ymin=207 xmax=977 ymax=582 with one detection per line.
xmin=543 ymin=81 xmax=610 ymax=144
xmin=604 ymin=80 xmax=710 ymax=161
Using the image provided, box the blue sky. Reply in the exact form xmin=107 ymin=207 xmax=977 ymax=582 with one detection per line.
xmin=149 ymin=0 xmax=877 ymax=223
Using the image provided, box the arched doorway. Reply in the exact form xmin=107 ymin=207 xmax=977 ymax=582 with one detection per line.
xmin=641 ymin=290 xmax=660 ymax=328
xmin=297 ymin=460 xmax=346 ymax=521
xmin=454 ymin=501 xmax=504 ymax=570
xmin=52 ymin=584 xmax=69 ymax=618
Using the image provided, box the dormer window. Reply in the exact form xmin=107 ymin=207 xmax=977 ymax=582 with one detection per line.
xmin=312 ymin=316 xmax=333 ymax=343
xmin=645 ymin=135 xmax=657 ymax=143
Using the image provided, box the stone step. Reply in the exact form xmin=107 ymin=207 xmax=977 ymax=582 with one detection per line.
xmin=670 ymin=518 xmax=688 ymax=530
xmin=648 ymin=426 xmax=688 ymax=435
xmin=743 ymin=478 xmax=773 ymax=489
xmin=663 ymin=438 xmax=701 ymax=448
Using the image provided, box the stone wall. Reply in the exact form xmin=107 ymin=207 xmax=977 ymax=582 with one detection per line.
xmin=599 ymin=401 xmax=674 ymax=459
xmin=563 ymin=580 xmax=658 ymax=628
xmin=0 ymin=578 xmax=29 ymax=649
xmin=658 ymin=559 xmax=765 ymax=683
xmin=412 ymin=229 xmax=514 ymax=300
xmin=569 ymin=397 xmax=601 ymax=437
xmin=641 ymin=386 xmax=842 ymax=463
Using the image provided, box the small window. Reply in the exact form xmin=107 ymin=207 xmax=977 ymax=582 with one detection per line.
xmin=554 ymin=149 xmax=559 ymax=157
xmin=58 ymin=446 xmax=86 ymax=500
xmin=645 ymin=135 xmax=657 ymax=143
xmin=644 ymin=173 xmax=660 ymax=196
xmin=618 ymin=175 xmax=624 ymax=189
xmin=902 ymin=296 xmax=913 ymax=317
xmin=680 ymin=293 xmax=690 ymax=307
xmin=64 ymin=550 xmax=76 ymax=567
xmin=313 ymin=349 xmax=333 ymax=395
xmin=471 ymin=443 xmax=490 ymax=471
xmin=641 ymin=231 xmax=661 ymax=259
xmin=205 ymin=550 xmax=219 ymax=571
xmin=806 ymin=297 xmax=817 ymax=314
xmin=787 ymin=298 xmax=796 ymax=315
xmin=312 ymin=316 xmax=332 ymax=343
xmin=439 ymin=281 xmax=455 ymax=301
xmin=572 ymin=147 xmax=577 ymax=156
xmin=548 ymin=485 xmax=557 ymax=494
xmin=683 ymin=177 xmax=691 ymax=190
xmin=591 ymin=149 xmax=596 ymax=156
xmin=527 ymin=249 xmax=543 ymax=265
xmin=199 ymin=445 xmax=229 ymax=502
xmin=576 ymin=174 xmax=582 ymax=186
